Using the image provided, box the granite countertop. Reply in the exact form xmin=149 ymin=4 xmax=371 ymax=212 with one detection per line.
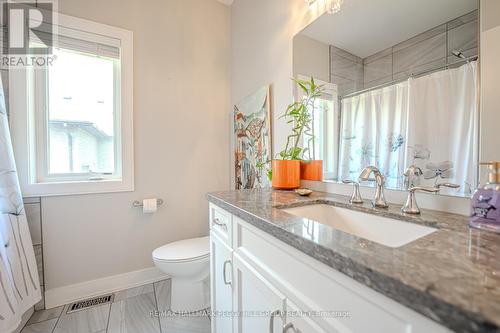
xmin=207 ymin=189 xmax=500 ymax=333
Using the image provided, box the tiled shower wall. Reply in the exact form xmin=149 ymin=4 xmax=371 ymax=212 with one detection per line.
xmin=330 ymin=45 xmax=364 ymax=96
xmin=24 ymin=198 xmax=46 ymax=310
xmin=331 ymin=10 xmax=478 ymax=96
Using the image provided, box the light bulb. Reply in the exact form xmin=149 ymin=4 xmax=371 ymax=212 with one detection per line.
xmin=326 ymin=0 xmax=344 ymax=14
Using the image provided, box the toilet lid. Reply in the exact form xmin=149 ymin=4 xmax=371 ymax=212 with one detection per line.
xmin=153 ymin=236 xmax=209 ymax=262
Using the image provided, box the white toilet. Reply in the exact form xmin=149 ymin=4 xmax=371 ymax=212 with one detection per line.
xmin=152 ymin=236 xmax=210 ymax=312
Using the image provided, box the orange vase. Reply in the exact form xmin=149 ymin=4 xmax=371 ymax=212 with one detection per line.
xmin=272 ymin=160 xmax=300 ymax=190
xmin=300 ymin=160 xmax=323 ymax=181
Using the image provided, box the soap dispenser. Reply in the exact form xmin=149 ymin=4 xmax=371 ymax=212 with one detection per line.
xmin=470 ymin=162 xmax=500 ymax=233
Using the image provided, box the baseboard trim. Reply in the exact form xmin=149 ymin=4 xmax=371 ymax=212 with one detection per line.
xmin=45 ymin=267 xmax=168 ymax=309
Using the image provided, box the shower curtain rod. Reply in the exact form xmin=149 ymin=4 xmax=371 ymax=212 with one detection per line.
xmin=340 ymin=55 xmax=478 ymax=100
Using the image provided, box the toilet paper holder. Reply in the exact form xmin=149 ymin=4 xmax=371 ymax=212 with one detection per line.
xmin=132 ymin=198 xmax=164 ymax=208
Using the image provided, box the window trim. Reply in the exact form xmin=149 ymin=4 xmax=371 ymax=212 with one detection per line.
xmin=10 ymin=13 xmax=134 ymax=197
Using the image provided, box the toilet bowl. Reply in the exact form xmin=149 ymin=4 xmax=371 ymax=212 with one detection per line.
xmin=152 ymin=236 xmax=210 ymax=312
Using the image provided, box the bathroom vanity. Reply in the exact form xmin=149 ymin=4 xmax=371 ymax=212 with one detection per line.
xmin=207 ymin=190 xmax=500 ymax=333
xmin=210 ymin=2 xmax=500 ymax=332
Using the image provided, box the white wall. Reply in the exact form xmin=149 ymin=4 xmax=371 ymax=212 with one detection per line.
xmin=293 ymin=34 xmax=330 ymax=82
xmin=480 ymin=0 xmax=500 ymax=165
xmin=231 ymin=0 xmax=324 ymax=157
xmin=481 ymin=0 xmax=500 ymax=31
xmin=41 ymin=0 xmax=230 ymax=291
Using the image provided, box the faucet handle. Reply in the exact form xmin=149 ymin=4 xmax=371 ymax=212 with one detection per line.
xmin=402 ymin=186 xmax=440 ymax=214
xmin=342 ymin=180 xmax=363 ymax=204
xmin=409 ymin=186 xmax=441 ymax=194
xmin=435 ymin=183 xmax=461 ymax=190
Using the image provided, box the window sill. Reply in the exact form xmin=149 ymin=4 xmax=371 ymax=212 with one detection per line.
xmin=21 ymin=178 xmax=134 ymax=197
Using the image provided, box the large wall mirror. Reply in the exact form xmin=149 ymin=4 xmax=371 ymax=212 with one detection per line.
xmin=293 ymin=0 xmax=483 ymax=197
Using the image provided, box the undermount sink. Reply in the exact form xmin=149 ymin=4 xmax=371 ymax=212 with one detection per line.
xmin=282 ymin=204 xmax=436 ymax=248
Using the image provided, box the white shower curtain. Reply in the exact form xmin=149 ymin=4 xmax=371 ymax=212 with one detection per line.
xmin=407 ymin=62 xmax=478 ymax=195
xmin=338 ymin=81 xmax=409 ymax=188
xmin=338 ymin=62 xmax=478 ymax=194
xmin=0 ymin=80 xmax=41 ymax=332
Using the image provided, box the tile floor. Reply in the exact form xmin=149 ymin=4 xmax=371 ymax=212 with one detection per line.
xmin=21 ymin=279 xmax=211 ymax=333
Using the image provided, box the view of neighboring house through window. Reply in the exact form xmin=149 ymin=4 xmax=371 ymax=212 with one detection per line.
xmin=47 ymin=48 xmax=116 ymax=175
xmin=10 ymin=13 xmax=133 ymax=196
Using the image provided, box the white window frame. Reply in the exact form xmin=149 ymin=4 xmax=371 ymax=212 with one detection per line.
xmin=10 ymin=13 xmax=134 ymax=197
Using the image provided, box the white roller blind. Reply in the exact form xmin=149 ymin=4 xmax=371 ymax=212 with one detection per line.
xmin=30 ymin=21 xmax=120 ymax=59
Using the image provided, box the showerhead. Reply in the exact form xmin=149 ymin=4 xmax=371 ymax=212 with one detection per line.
xmin=452 ymin=50 xmax=466 ymax=59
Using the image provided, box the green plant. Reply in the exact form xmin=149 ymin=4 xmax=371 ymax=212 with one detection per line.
xmin=278 ymin=77 xmax=324 ymax=160
xmin=256 ymin=160 xmax=273 ymax=181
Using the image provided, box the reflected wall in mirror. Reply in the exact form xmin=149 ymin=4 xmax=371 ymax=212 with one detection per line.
xmin=293 ymin=0 xmax=479 ymax=197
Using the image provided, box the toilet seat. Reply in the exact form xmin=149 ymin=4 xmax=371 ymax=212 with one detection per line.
xmin=153 ymin=236 xmax=209 ymax=263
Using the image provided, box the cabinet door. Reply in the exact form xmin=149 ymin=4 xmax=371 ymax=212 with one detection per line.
xmin=233 ymin=253 xmax=286 ymax=333
xmin=210 ymin=232 xmax=233 ymax=333
xmin=283 ymin=300 xmax=331 ymax=333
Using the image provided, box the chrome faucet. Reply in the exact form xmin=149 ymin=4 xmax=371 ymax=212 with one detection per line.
xmin=402 ymin=183 xmax=461 ymax=214
xmin=358 ymin=166 xmax=388 ymax=208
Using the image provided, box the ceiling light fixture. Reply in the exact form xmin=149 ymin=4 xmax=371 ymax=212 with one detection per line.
xmin=326 ymin=0 xmax=344 ymax=14
xmin=306 ymin=0 xmax=344 ymax=15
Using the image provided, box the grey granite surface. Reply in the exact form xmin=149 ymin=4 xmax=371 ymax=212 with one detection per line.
xmin=207 ymin=189 xmax=500 ymax=333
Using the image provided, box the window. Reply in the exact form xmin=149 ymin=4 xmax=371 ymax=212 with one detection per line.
xmin=304 ymin=97 xmax=330 ymax=161
xmin=11 ymin=13 xmax=134 ymax=196
xmin=297 ymin=76 xmax=338 ymax=180
xmin=42 ymin=47 xmax=118 ymax=180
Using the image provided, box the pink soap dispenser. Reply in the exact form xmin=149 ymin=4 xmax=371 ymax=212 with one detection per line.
xmin=470 ymin=162 xmax=500 ymax=233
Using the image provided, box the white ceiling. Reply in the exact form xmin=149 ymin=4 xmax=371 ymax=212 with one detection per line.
xmin=300 ymin=0 xmax=478 ymax=58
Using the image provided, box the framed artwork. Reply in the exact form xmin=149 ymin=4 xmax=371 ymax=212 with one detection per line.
xmin=234 ymin=85 xmax=272 ymax=189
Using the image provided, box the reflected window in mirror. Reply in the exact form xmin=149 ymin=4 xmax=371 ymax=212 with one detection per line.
xmin=297 ymin=76 xmax=339 ymax=180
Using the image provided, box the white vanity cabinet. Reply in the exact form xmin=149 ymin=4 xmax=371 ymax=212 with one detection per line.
xmin=209 ymin=204 xmax=451 ymax=333
xmin=232 ymin=253 xmax=286 ymax=333
xmin=210 ymin=232 xmax=233 ymax=333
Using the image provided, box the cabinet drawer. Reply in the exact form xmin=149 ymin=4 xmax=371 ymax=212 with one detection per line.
xmin=234 ymin=217 xmax=450 ymax=333
xmin=209 ymin=203 xmax=233 ymax=247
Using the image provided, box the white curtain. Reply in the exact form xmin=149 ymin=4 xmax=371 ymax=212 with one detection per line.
xmin=0 ymin=80 xmax=41 ymax=331
xmin=338 ymin=62 xmax=478 ymax=194
xmin=407 ymin=62 xmax=478 ymax=195
xmin=338 ymin=81 xmax=409 ymax=189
